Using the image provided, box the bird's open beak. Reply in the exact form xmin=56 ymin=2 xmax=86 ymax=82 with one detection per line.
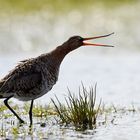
xmin=83 ymin=32 xmax=114 ymax=47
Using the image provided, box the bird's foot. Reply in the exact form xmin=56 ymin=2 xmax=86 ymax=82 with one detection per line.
xmin=29 ymin=123 xmax=33 ymax=128
xmin=28 ymin=123 xmax=33 ymax=133
xmin=19 ymin=119 xmax=25 ymax=124
xmin=17 ymin=119 xmax=25 ymax=127
xmin=28 ymin=126 xmax=33 ymax=135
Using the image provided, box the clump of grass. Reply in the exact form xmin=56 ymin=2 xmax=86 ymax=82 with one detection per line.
xmin=51 ymin=84 xmax=101 ymax=131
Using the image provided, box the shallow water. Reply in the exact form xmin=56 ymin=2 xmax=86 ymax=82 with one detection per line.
xmin=1 ymin=109 xmax=140 ymax=140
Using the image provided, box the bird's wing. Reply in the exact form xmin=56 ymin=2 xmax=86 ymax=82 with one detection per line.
xmin=0 ymin=61 xmax=42 ymax=93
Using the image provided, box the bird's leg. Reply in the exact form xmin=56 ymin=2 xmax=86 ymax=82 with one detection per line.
xmin=4 ymin=96 xmax=24 ymax=123
xmin=29 ymin=100 xmax=34 ymax=127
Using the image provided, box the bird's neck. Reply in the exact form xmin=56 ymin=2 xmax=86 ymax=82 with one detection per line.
xmin=53 ymin=46 xmax=70 ymax=56
xmin=50 ymin=43 xmax=72 ymax=63
xmin=39 ymin=44 xmax=72 ymax=69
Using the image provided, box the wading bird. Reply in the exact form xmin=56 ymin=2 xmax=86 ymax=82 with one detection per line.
xmin=0 ymin=33 xmax=114 ymax=126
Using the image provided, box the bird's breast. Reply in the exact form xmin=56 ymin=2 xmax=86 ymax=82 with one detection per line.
xmin=41 ymin=66 xmax=59 ymax=94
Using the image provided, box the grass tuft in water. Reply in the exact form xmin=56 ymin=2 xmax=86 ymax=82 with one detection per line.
xmin=51 ymin=84 xmax=101 ymax=131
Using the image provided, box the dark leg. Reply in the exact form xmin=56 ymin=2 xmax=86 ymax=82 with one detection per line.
xmin=29 ymin=100 xmax=34 ymax=127
xmin=4 ymin=96 xmax=24 ymax=123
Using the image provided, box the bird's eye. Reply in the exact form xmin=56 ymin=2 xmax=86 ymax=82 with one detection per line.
xmin=78 ymin=37 xmax=83 ymax=41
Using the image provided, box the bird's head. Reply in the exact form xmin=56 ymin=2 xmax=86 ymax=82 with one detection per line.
xmin=65 ymin=32 xmax=114 ymax=51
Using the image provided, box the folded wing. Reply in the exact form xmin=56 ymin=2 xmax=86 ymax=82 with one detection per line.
xmin=0 ymin=61 xmax=42 ymax=93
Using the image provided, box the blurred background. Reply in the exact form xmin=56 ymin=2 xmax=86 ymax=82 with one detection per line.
xmin=0 ymin=0 xmax=140 ymax=105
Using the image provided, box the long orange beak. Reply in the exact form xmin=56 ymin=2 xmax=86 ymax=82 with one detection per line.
xmin=83 ymin=32 xmax=114 ymax=47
